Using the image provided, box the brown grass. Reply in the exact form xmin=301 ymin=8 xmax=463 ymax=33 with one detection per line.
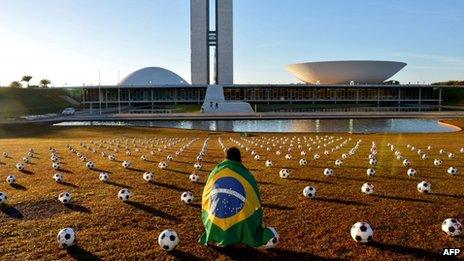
xmin=0 ymin=121 xmax=464 ymax=260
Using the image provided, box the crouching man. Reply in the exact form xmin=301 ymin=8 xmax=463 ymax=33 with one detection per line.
xmin=199 ymin=147 xmax=278 ymax=248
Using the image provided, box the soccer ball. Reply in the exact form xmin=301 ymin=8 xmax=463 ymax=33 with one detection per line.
xmin=194 ymin=162 xmax=202 ymax=170
xmin=265 ymin=160 xmax=273 ymax=167
xmin=417 ymin=181 xmax=432 ymax=193
xmin=180 ymin=191 xmax=194 ymax=204
xmin=335 ymin=159 xmax=343 ymax=166
xmin=125 ymin=150 xmax=131 ymax=156
xmin=86 ymin=161 xmax=95 ymax=169
xmin=16 ymin=163 xmax=26 ymax=171
xmin=158 ymin=229 xmax=179 ymax=251
xmin=275 ymin=150 xmax=281 ymax=156
xmin=350 ymin=222 xmax=373 ymax=243
xmin=158 ymin=161 xmax=168 ymax=170
xmin=407 ymin=168 xmax=417 ymax=177
xmin=254 ymin=154 xmax=261 ymax=161
xmin=51 ymin=155 xmax=59 ymax=162
xmin=361 ymin=183 xmax=375 ymax=195
xmin=122 ymin=161 xmax=131 ymax=169
xmin=369 ymin=158 xmax=377 ymax=166
xmin=108 ymin=155 xmax=115 ymax=161
xmin=143 ymin=172 xmax=154 ymax=182
xmin=285 ymin=154 xmax=292 ymax=160
xmin=439 ymin=149 xmax=446 ymax=155
xmin=140 ymin=155 xmax=147 ymax=161
xmin=422 ymin=154 xmax=428 ymax=160
xmin=99 ymin=172 xmax=109 ymax=182
xmin=442 ymin=218 xmax=462 ymax=237
xmin=323 ymin=168 xmax=334 ymax=177
xmin=447 ymin=167 xmax=458 ymax=176
xmin=342 ymin=153 xmax=348 ymax=159
xmin=263 ymin=227 xmax=279 ymax=249
xmin=461 ymin=147 xmax=464 ymax=153
xmin=118 ymin=188 xmax=132 ymax=201
xmin=166 ymin=155 xmax=173 ymax=161
xmin=448 ymin=153 xmax=455 ymax=159
xmin=279 ymin=169 xmax=290 ymax=179
xmin=2 ymin=151 xmax=8 ymax=158
xmin=302 ymin=186 xmax=316 ymax=198
xmin=366 ymin=168 xmax=376 ymax=177
xmin=57 ymin=228 xmax=76 ymax=248
xmin=299 ymin=158 xmax=308 ymax=166
xmin=402 ymin=159 xmax=410 ymax=167
xmin=189 ymin=173 xmax=200 ymax=183
xmin=313 ymin=154 xmax=320 ymax=160
xmin=52 ymin=161 xmax=61 ymax=170
xmin=53 ymin=173 xmax=63 ymax=183
xmin=433 ymin=159 xmax=442 ymax=166
xmin=58 ymin=192 xmax=72 ymax=204
xmin=0 ymin=192 xmax=7 ymax=204
xmin=6 ymin=175 xmax=16 ymax=184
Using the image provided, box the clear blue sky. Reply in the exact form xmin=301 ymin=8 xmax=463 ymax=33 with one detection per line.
xmin=0 ymin=0 xmax=463 ymax=86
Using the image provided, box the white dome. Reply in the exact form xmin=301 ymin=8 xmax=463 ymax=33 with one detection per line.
xmin=119 ymin=67 xmax=189 ymax=86
xmin=286 ymin=61 xmax=406 ymax=84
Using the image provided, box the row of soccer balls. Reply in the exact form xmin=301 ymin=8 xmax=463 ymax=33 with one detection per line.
xmin=56 ymin=217 xmax=463 ymax=251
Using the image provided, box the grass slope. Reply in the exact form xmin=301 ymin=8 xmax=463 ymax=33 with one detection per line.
xmin=0 ymin=88 xmax=79 ymax=119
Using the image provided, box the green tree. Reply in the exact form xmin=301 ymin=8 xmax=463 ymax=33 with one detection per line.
xmin=39 ymin=79 xmax=51 ymax=88
xmin=21 ymin=75 xmax=33 ymax=87
xmin=9 ymin=81 xmax=22 ymax=88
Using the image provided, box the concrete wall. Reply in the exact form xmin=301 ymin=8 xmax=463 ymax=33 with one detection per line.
xmin=190 ymin=0 xmax=209 ymax=85
xmin=216 ymin=0 xmax=234 ymax=85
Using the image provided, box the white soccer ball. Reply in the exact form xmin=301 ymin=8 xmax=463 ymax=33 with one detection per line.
xmin=433 ymin=159 xmax=442 ymax=166
xmin=285 ymin=154 xmax=292 ymax=160
xmin=369 ymin=158 xmax=377 ymax=166
xmin=402 ymin=159 xmax=410 ymax=167
xmin=299 ymin=158 xmax=308 ymax=166
xmin=181 ymin=191 xmax=194 ymax=204
xmin=351 ymin=222 xmax=373 ymax=243
xmin=366 ymin=168 xmax=376 ymax=177
xmin=99 ymin=172 xmax=109 ymax=182
xmin=108 ymin=155 xmax=115 ymax=161
xmin=143 ymin=172 xmax=154 ymax=182
xmin=421 ymin=154 xmax=428 ymax=160
xmin=361 ymin=183 xmax=375 ymax=195
xmin=447 ymin=167 xmax=458 ymax=176
xmin=460 ymin=148 xmax=464 ymax=154
xmin=417 ymin=181 xmax=432 ymax=193
xmin=0 ymin=192 xmax=7 ymax=205
xmin=50 ymin=155 xmax=59 ymax=162
xmin=342 ymin=153 xmax=348 ymax=159
xmin=122 ymin=161 xmax=131 ymax=169
xmin=58 ymin=192 xmax=72 ymax=204
xmin=265 ymin=160 xmax=273 ymax=167
xmin=6 ymin=175 xmax=16 ymax=184
xmin=323 ymin=168 xmax=334 ymax=177
xmin=140 ymin=155 xmax=147 ymax=161
xmin=158 ymin=229 xmax=179 ymax=251
xmin=2 ymin=151 xmax=8 ymax=158
xmin=302 ymin=186 xmax=316 ymax=198
xmin=194 ymin=162 xmax=202 ymax=170
xmin=448 ymin=153 xmax=455 ymax=159
xmin=263 ymin=227 xmax=279 ymax=249
xmin=158 ymin=161 xmax=168 ymax=170
xmin=439 ymin=149 xmax=446 ymax=155
xmin=86 ymin=161 xmax=95 ymax=169
xmin=335 ymin=159 xmax=343 ymax=166
xmin=166 ymin=155 xmax=173 ymax=161
xmin=57 ymin=228 xmax=76 ymax=248
xmin=407 ymin=168 xmax=417 ymax=177
xmin=51 ymin=162 xmax=61 ymax=170
xmin=254 ymin=154 xmax=261 ymax=161
xmin=189 ymin=173 xmax=200 ymax=183
xmin=53 ymin=173 xmax=63 ymax=183
xmin=279 ymin=169 xmax=290 ymax=179
xmin=16 ymin=163 xmax=26 ymax=171
xmin=118 ymin=188 xmax=132 ymax=201
xmin=442 ymin=218 xmax=462 ymax=237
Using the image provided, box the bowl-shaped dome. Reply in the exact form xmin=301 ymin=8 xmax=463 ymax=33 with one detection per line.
xmin=286 ymin=61 xmax=406 ymax=84
xmin=119 ymin=67 xmax=188 ymax=86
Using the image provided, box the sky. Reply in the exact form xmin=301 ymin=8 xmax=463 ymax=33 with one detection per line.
xmin=0 ymin=0 xmax=463 ymax=87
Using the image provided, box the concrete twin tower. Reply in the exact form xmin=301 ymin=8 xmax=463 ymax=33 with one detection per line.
xmin=191 ymin=0 xmax=233 ymax=85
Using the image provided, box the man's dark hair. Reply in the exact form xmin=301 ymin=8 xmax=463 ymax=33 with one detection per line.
xmin=225 ymin=147 xmax=241 ymax=163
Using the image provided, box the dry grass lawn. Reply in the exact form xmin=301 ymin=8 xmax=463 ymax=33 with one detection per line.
xmin=0 ymin=121 xmax=464 ymax=260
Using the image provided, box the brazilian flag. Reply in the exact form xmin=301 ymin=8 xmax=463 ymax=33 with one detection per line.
xmin=199 ymin=159 xmax=275 ymax=247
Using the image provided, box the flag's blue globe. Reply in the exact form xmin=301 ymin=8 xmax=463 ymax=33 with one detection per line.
xmin=211 ymin=177 xmax=246 ymax=218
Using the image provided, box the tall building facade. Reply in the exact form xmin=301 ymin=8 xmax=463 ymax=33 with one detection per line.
xmin=190 ymin=0 xmax=233 ymax=85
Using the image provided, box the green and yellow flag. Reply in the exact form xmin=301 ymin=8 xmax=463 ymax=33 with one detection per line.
xmin=199 ymin=159 xmax=274 ymax=247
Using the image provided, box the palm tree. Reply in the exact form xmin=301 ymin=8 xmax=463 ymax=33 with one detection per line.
xmin=39 ymin=79 xmax=51 ymax=88
xmin=21 ymin=75 xmax=32 ymax=88
xmin=9 ymin=81 xmax=22 ymax=88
